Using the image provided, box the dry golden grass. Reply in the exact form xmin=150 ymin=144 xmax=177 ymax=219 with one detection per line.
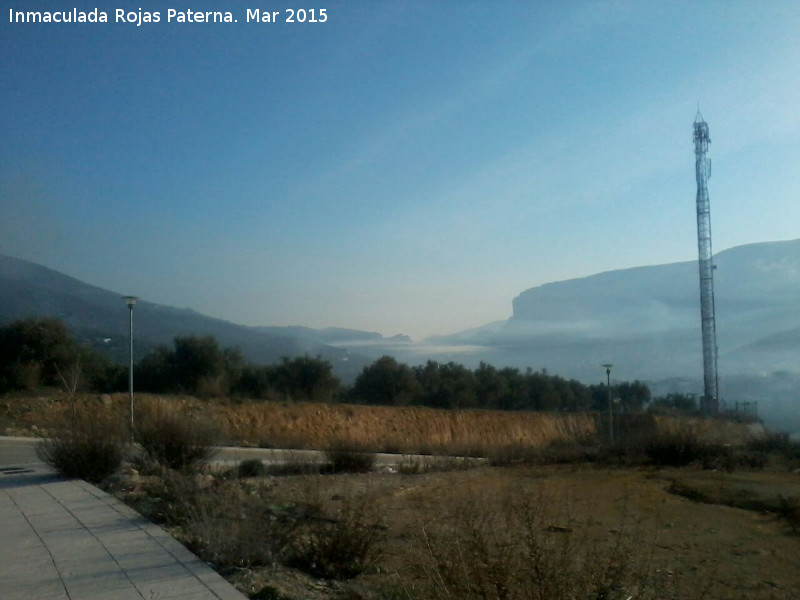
xmin=3 ymin=392 xmax=760 ymax=457
xmin=217 ymin=400 xmax=598 ymax=454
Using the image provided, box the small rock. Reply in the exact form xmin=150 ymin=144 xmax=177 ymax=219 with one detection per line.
xmin=106 ymin=467 xmax=141 ymax=489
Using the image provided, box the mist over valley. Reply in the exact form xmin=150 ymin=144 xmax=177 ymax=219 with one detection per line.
xmin=2 ymin=238 xmax=799 ymax=433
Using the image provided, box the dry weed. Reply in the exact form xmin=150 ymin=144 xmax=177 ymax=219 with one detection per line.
xmin=286 ymin=491 xmax=385 ymax=579
xmin=411 ymin=486 xmax=667 ymax=600
xmin=36 ymin=404 xmax=127 ymax=482
xmin=134 ymin=399 xmax=219 ymax=470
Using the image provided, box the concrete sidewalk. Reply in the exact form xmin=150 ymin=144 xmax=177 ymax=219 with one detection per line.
xmin=0 ymin=463 xmax=247 ymax=600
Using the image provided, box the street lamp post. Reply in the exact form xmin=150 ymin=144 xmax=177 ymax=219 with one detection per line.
xmin=602 ymin=363 xmax=614 ymax=445
xmin=123 ymin=296 xmax=138 ymax=438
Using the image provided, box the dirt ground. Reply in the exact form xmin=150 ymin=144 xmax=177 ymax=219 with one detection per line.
xmin=214 ymin=464 xmax=800 ymax=600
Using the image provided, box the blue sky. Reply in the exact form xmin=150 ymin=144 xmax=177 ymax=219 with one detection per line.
xmin=2 ymin=1 xmax=800 ymax=339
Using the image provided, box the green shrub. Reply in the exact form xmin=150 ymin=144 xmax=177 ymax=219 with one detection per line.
xmin=698 ymin=444 xmax=735 ymax=471
xmin=489 ymin=439 xmax=601 ymax=467
xmin=237 ymin=458 xmax=267 ymax=478
xmin=748 ymin=433 xmax=800 ymax=465
xmin=135 ymin=404 xmax=219 ymax=470
xmin=487 ymin=442 xmax=539 ymax=466
xmin=645 ymin=434 xmax=713 ymax=467
xmin=37 ymin=409 xmax=127 ymax=482
xmin=265 ymin=462 xmax=322 ymax=476
xmin=540 ymin=438 xmax=601 ymax=464
xmin=324 ymin=444 xmax=376 ymax=474
xmin=748 ymin=432 xmax=791 ymax=453
xmin=250 ymin=586 xmax=293 ymax=600
xmin=777 ymin=495 xmax=800 ymax=534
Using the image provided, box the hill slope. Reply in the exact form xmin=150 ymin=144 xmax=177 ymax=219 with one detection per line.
xmin=0 ymin=254 xmax=367 ymax=379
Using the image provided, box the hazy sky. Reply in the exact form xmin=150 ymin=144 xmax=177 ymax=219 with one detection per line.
xmin=2 ymin=1 xmax=799 ymax=339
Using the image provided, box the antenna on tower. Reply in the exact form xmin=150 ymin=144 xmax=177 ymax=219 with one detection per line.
xmin=693 ymin=111 xmax=720 ymax=414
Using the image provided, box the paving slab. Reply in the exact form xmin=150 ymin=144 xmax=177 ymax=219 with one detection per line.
xmin=0 ymin=460 xmax=247 ymax=600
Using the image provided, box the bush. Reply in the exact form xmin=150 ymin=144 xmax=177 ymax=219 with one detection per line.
xmin=645 ymin=434 xmax=713 ymax=467
xmin=489 ymin=439 xmax=601 ymax=467
xmin=266 ymin=463 xmax=323 ymax=476
xmin=125 ymin=470 xmax=382 ymax=578
xmin=37 ymin=409 xmax=127 ymax=483
xmin=237 ymin=458 xmax=267 ymax=478
xmin=251 ymin=586 xmax=294 ymax=600
xmin=777 ymin=495 xmax=800 ymax=534
xmin=0 ymin=318 xmax=77 ymax=392
xmin=698 ymin=444 xmax=736 ymax=471
xmin=135 ymin=403 xmax=219 ymax=470
xmin=151 ymin=473 xmax=299 ymax=568
xmin=749 ymin=433 xmax=800 ymax=461
xmin=286 ymin=494 xmax=384 ymax=579
xmin=184 ymin=484 xmax=293 ymax=567
xmin=729 ymin=449 xmax=768 ymax=470
xmin=324 ymin=443 xmax=376 ymax=474
xmin=487 ymin=442 xmax=539 ymax=466
xmin=416 ymin=489 xmax=659 ymax=600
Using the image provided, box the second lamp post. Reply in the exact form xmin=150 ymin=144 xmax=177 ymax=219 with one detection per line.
xmin=602 ymin=363 xmax=614 ymax=445
xmin=123 ymin=295 xmax=138 ymax=438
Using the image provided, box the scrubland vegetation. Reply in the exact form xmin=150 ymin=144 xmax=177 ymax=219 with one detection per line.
xmin=5 ymin=316 xmax=800 ymax=599
xmin=14 ymin=393 xmax=798 ymax=600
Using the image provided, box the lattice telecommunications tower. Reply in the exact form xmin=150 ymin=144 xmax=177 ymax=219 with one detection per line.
xmin=693 ymin=111 xmax=719 ymax=414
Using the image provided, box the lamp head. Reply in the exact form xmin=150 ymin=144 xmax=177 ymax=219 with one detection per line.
xmin=123 ymin=296 xmax=139 ymax=307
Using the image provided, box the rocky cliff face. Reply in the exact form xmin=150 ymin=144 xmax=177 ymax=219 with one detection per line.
xmin=502 ymin=239 xmax=800 ymax=380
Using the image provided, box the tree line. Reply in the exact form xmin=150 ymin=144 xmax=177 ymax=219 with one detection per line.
xmin=0 ymin=318 xmax=123 ymax=394
xmin=0 ymin=318 xmax=339 ymax=402
xmin=350 ymin=355 xmax=653 ymax=412
xmin=0 ymin=317 xmax=697 ymax=413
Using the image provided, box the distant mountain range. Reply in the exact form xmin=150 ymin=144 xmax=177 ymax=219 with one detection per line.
xmin=427 ymin=239 xmax=800 ymax=381
xmin=252 ymin=325 xmax=412 ymax=345
xmin=423 ymin=239 xmax=800 ymax=433
xmin=0 ymin=254 xmax=374 ymax=380
xmin=2 ymin=239 xmax=799 ymax=433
